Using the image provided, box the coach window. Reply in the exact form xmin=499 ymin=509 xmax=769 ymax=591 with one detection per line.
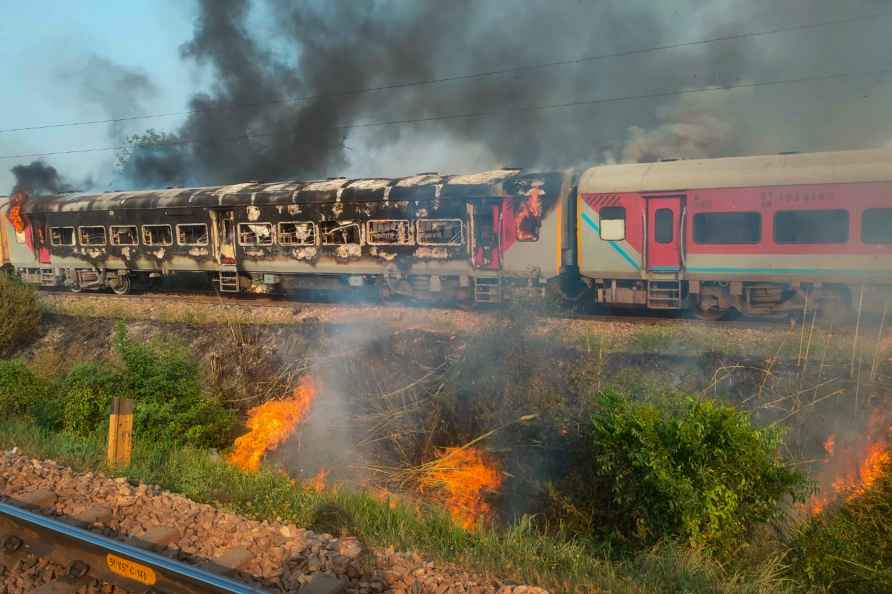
xmin=774 ymin=209 xmax=849 ymax=244
xmin=49 ymin=227 xmax=75 ymax=247
xmin=599 ymin=207 xmax=625 ymax=241
xmin=176 ymin=224 xmax=209 ymax=246
xmin=320 ymin=221 xmax=361 ymax=245
xmin=78 ymin=226 xmax=107 ymax=246
xmin=239 ymin=223 xmax=274 ymax=246
xmin=693 ymin=212 xmax=761 ymax=244
xmin=654 ymin=208 xmax=673 ymax=244
xmin=142 ymin=225 xmax=173 ymax=246
xmin=367 ymin=220 xmax=412 ymax=245
xmin=416 ymin=219 xmax=463 ymax=246
xmin=862 ymin=208 xmax=892 ymax=243
xmin=278 ymin=222 xmax=316 ymax=246
xmin=110 ymin=225 xmax=138 ymax=246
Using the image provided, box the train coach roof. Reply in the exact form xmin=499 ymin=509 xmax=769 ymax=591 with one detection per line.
xmin=579 ymin=149 xmax=892 ymax=194
xmin=21 ymin=169 xmax=556 ymax=214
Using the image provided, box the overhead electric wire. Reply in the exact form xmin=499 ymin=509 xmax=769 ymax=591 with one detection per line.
xmin=0 ymin=10 xmax=887 ymax=135
xmin=1 ymin=66 xmax=890 ymax=161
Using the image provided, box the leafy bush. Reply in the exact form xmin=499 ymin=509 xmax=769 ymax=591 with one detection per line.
xmin=0 ymin=272 xmax=41 ymax=356
xmin=59 ymin=363 xmax=120 ymax=434
xmin=787 ymin=457 xmax=892 ymax=593
xmin=580 ymin=390 xmax=806 ymax=551
xmin=27 ymin=326 xmax=238 ymax=449
xmin=112 ymin=326 xmax=238 ymax=448
xmin=0 ymin=359 xmax=47 ymax=416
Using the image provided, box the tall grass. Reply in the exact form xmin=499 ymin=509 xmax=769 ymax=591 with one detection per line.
xmin=0 ymin=416 xmax=793 ymax=594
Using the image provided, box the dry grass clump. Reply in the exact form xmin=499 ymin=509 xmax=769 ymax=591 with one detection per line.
xmin=0 ymin=272 xmax=41 ymax=356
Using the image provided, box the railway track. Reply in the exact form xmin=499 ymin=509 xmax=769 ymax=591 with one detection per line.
xmin=38 ymin=288 xmax=790 ymax=330
xmin=1 ymin=494 xmax=271 ymax=594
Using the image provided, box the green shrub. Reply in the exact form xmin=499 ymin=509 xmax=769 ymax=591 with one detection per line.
xmin=0 ymin=359 xmax=47 ymax=416
xmin=0 ymin=272 xmax=41 ymax=356
xmin=787 ymin=457 xmax=892 ymax=593
xmin=59 ymin=363 xmax=120 ymax=434
xmin=582 ymin=390 xmax=806 ymax=551
xmin=112 ymin=326 xmax=238 ymax=449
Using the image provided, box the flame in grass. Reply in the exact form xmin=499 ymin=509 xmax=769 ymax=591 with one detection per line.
xmin=418 ymin=447 xmax=503 ymax=530
xmin=227 ymin=376 xmax=317 ymax=472
xmin=307 ymin=468 xmax=328 ymax=492
xmin=806 ymin=412 xmax=891 ymax=516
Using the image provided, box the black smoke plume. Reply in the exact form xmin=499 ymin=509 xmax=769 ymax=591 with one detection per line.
xmin=11 ymin=161 xmax=71 ymax=195
xmin=121 ymin=0 xmax=892 ymax=186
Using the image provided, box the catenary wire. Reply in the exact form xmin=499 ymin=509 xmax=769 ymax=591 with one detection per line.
xmin=0 ymin=67 xmax=889 ymax=162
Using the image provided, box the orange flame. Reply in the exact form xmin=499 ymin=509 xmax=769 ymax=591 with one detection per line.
xmin=307 ymin=468 xmax=328 ymax=492
xmin=823 ymin=434 xmax=836 ymax=457
xmin=418 ymin=447 xmax=503 ymax=529
xmin=806 ymin=412 xmax=891 ymax=515
xmin=227 ymin=376 xmax=316 ymax=472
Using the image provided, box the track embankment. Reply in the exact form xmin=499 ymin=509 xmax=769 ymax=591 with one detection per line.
xmin=0 ymin=449 xmax=549 ymax=594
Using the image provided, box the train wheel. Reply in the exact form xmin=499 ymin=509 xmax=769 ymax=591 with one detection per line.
xmin=692 ymin=301 xmax=729 ymax=321
xmin=111 ymin=275 xmax=131 ymax=296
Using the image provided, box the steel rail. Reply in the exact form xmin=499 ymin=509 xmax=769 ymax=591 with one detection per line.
xmin=0 ymin=500 xmax=269 ymax=594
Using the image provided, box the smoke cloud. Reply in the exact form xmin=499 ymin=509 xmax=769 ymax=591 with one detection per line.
xmin=11 ymin=161 xmax=71 ymax=195
xmin=22 ymin=0 xmax=892 ymax=188
xmin=64 ymin=54 xmax=159 ymax=141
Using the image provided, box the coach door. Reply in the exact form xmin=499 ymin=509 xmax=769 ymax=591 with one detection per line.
xmin=645 ymin=196 xmax=684 ymax=273
xmin=212 ymin=209 xmax=240 ymax=292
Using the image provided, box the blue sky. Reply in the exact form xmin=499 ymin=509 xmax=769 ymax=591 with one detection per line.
xmin=0 ymin=1 xmax=196 ymax=191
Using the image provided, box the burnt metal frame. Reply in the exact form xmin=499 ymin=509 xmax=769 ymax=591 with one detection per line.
xmin=416 ymin=219 xmax=464 ymax=246
xmin=237 ymin=222 xmax=275 ymax=247
xmin=110 ymin=225 xmax=140 ymax=247
xmin=366 ymin=219 xmax=413 ymax=246
xmin=49 ymin=226 xmax=76 ymax=247
xmin=141 ymin=224 xmax=174 ymax=247
xmin=277 ymin=221 xmax=317 ymax=246
xmin=78 ymin=226 xmax=107 ymax=247
xmin=176 ymin=223 xmax=210 ymax=247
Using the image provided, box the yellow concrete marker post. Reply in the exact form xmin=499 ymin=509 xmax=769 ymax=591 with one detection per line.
xmin=107 ymin=398 xmax=134 ymax=468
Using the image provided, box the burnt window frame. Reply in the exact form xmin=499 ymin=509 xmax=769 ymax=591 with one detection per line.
xmin=861 ymin=208 xmax=892 ymax=244
xmin=49 ymin=226 xmax=76 ymax=247
xmin=237 ymin=222 xmax=274 ymax=247
xmin=78 ymin=226 xmax=107 ymax=247
xmin=599 ymin=207 xmax=626 ymax=241
xmin=416 ymin=219 xmax=464 ymax=246
xmin=176 ymin=223 xmax=210 ymax=247
xmin=654 ymin=208 xmax=674 ymax=244
xmin=366 ymin=219 xmax=413 ymax=246
xmin=773 ymin=209 xmax=850 ymax=245
xmin=142 ymin=224 xmax=173 ymax=247
xmin=692 ymin=212 xmax=762 ymax=245
xmin=277 ymin=221 xmax=317 ymax=246
xmin=109 ymin=225 xmax=139 ymax=247
xmin=320 ymin=221 xmax=362 ymax=246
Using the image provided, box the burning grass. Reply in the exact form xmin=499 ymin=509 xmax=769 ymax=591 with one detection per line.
xmin=416 ymin=446 xmax=503 ymax=529
xmin=227 ymin=376 xmax=317 ymax=471
xmin=788 ymin=448 xmax=892 ymax=593
xmin=804 ymin=411 xmax=892 ymax=516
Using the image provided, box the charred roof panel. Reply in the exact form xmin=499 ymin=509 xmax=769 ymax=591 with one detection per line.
xmin=21 ymin=169 xmax=542 ymax=214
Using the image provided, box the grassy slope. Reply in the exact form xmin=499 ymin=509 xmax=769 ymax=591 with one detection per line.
xmin=0 ymin=417 xmax=792 ymax=594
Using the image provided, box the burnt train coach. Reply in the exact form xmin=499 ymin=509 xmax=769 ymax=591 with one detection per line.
xmin=576 ymin=149 xmax=892 ymax=318
xmin=0 ymin=170 xmax=571 ymax=302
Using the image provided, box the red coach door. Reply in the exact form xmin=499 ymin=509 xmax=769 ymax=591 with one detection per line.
xmin=646 ymin=196 xmax=684 ymax=272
